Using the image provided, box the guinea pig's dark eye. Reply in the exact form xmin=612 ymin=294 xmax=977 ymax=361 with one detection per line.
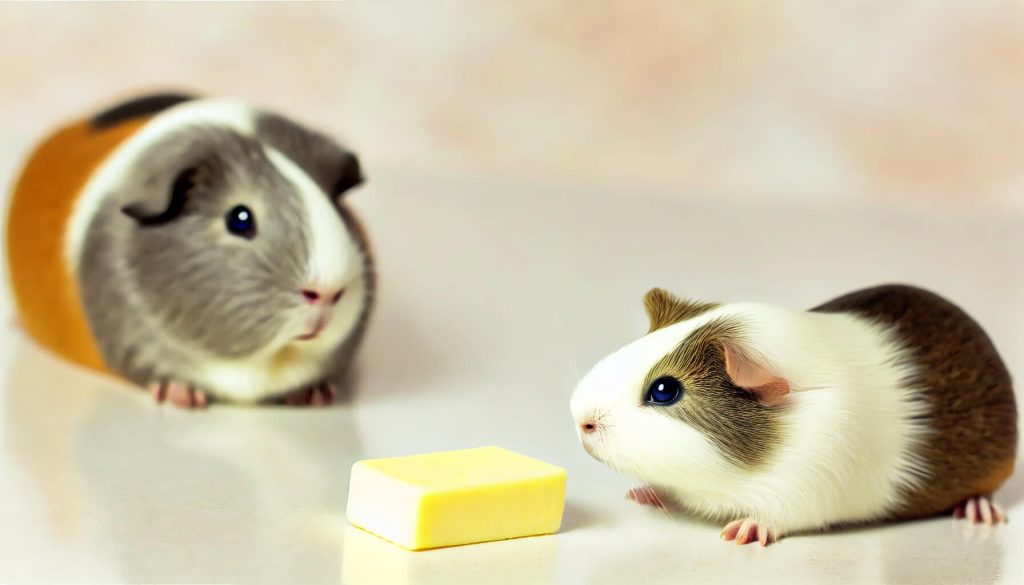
xmin=645 ymin=376 xmax=683 ymax=406
xmin=225 ymin=205 xmax=256 ymax=238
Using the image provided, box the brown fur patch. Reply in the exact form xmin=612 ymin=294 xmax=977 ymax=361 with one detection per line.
xmin=812 ymin=284 xmax=1017 ymax=518
xmin=643 ymin=288 xmax=720 ymax=332
xmin=642 ymin=316 xmax=783 ymax=469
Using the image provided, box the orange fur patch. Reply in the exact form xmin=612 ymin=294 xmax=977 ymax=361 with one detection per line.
xmin=971 ymin=456 xmax=1015 ymax=496
xmin=6 ymin=118 xmax=149 ymax=373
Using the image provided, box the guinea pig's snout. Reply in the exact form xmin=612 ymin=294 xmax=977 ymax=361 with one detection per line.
xmin=300 ymin=285 xmax=346 ymax=306
xmin=295 ymin=283 xmax=346 ymax=341
xmin=577 ymin=409 xmax=607 ymax=436
xmin=576 ymin=409 xmax=610 ymax=461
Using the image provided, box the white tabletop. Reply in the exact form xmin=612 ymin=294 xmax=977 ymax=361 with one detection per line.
xmin=0 ymin=170 xmax=1020 ymax=584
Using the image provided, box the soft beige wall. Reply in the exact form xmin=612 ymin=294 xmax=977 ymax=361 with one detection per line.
xmin=1 ymin=1 xmax=1022 ymax=212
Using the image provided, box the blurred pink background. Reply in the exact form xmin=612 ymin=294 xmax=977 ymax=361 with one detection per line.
xmin=1 ymin=6 xmax=1023 ymax=582
xmin=2 ymin=1 xmax=1022 ymax=214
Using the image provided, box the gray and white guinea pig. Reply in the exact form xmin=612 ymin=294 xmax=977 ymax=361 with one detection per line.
xmin=6 ymin=92 xmax=374 ymax=408
xmin=570 ymin=284 xmax=1017 ymax=545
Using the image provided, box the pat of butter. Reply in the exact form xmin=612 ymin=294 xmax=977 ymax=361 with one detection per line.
xmin=346 ymin=446 xmax=567 ymax=550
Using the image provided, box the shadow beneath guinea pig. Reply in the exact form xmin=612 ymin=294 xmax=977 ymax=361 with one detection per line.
xmin=1 ymin=338 xmax=366 ymax=583
xmin=790 ymin=516 xmax=1006 ymax=585
xmin=879 ymin=520 xmax=1005 ymax=585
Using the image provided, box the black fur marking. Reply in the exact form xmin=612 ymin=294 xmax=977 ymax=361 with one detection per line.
xmin=90 ymin=92 xmax=197 ymax=130
xmin=332 ymin=153 xmax=364 ymax=196
xmin=122 ymin=167 xmax=196 ymax=226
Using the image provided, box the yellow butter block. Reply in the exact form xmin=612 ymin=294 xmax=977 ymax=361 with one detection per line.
xmin=346 ymin=446 xmax=567 ymax=551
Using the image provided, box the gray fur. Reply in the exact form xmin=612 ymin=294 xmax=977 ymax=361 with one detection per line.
xmin=77 ymin=113 xmax=373 ymax=400
xmin=255 ymin=113 xmax=363 ymax=197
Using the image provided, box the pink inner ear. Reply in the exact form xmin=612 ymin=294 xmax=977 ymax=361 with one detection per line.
xmin=723 ymin=345 xmax=790 ymax=406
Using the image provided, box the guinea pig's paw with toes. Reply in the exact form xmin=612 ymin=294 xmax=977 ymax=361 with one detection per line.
xmin=953 ymin=495 xmax=1005 ymax=525
xmin=721 ymin=518 xmax=777 ymax=547
xmin=280 ymin=382 xmax=337 ymax=407
xmin=149 ymin=381 xmax=209 ymax=409
xmin=627 ymin=486 xmax=667 ymax=509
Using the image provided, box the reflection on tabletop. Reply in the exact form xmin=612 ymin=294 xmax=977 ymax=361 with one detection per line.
xmin=1 ymin=337 xmax=361 ymax=583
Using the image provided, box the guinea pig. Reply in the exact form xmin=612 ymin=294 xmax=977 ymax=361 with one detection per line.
xmin=6 ymin=92 xmax=374 ymax=408
xmin=571 ymin=284 xmax=1017 ymax=545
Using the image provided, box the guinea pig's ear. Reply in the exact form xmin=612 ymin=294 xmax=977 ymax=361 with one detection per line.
xmin=722 ymin=342 xmax=790 ymax=406
xmin=121 ymin=167 xmax=198 ymax=226
xmin=331 ymin=153 xmax=364 ymax=198
xmin=643 ymin=288 xmax=719 ymax=332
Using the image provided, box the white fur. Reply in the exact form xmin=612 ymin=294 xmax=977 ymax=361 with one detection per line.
xmin=265 ymin=148 xmax=356 ymax=291
xmin=193 ymin=276 xmax=366 ymax=403
xmin=570 ymin=303 xmax=931 ymax=537
xmin=65 ymin=98 xmax=257 ymax=268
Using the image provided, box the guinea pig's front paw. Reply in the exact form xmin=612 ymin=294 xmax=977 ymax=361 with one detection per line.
xmin=279 ymin=382 xmax=337 ymax=407
xmin=953 ymin=495 xmax=1006 ymax=525
xmin=627 ymin=486 xmax=667 ymax=509
xmin=720 ymin=518 xmax=778 ymax=547
xmin=149 ymin=381 xmax=209 ymax=409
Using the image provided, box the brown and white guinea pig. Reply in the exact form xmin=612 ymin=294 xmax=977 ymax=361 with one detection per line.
xmin=5 ymin=92 xmax=374 ymax=408
xmin=571 ymin=284 xmax=1017 ymax=546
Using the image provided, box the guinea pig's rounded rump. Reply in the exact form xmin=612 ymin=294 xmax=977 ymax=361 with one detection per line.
xmin=813 ymin=284 xmax=1018 ymax=518
xmin=6 ymin=117 xmax=150 ymax=372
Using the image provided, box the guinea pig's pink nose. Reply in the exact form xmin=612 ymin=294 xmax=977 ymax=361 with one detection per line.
xmin=301 ymin=286 xmax=345 ymax=306
xmin=581 ymin=420 xmax=598 ymax=434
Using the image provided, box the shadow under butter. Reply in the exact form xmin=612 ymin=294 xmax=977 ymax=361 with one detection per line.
xmin=560 ymin=500 xmax=605 ymax=533
xmin=341 ymin=525 xmax=558 ymax=585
